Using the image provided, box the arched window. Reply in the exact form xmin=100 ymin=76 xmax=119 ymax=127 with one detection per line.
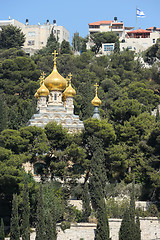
xmin=54 ymin=94 xmax=57 ymax=100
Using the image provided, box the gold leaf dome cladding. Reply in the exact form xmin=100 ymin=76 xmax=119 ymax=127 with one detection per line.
xmin=91 ymin=96 xmax=101 ymax=106
xmin=34 ymin=91 xmax=39 ymax=99
xmin=37 ymin=82 xmax=49 ymax=97
xmin=44 ymin=50 xmax=67 ymax=91
xmin=63 ymin=74 xmax=76 ymax=98
xmin=91 ymin=83 xmax=101 ymax=106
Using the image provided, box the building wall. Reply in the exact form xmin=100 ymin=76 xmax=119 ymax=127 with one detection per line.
xmin=0 ymin=19 xmax=69 ymax=55
xmin=120 ymin=31 xmax=160 ymax=54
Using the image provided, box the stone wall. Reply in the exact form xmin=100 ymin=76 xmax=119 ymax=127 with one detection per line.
xmin=56 ymin=218 xmax=160 ymax=240
xmin=5 ymin=218 xmax=160 ymax=240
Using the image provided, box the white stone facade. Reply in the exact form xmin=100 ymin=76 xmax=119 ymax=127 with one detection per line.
xmin=0 ymin=19 xmax=69 ymax=55
xmin=28 ymin=87 xmax=84 ymax=133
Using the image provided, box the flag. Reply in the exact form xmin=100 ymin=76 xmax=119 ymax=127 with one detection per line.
xmin=136 ymin=8 xmax=145 ymax=18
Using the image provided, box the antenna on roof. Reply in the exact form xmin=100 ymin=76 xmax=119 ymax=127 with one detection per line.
xmin=114 ymin=17 xmax=117 ymax=22
xmin=25 ymin=19 xmax=29 ymax=25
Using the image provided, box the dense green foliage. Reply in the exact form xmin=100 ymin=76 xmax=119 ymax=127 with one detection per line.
xmin=0 ymin=25 xmax=25 ymax=49
xmin=1 ymin=27 xmax=160 ymax=238
xmin=91 ymin=32 xmax=119 ymax=54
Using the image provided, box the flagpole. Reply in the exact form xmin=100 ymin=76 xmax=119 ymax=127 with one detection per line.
xmin=136 ymin=6 xmax=137 ymax=30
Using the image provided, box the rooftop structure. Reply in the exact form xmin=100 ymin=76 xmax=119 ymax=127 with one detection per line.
xmin=127 ymin=29 xmax=151 ymax=38
xmin=88 ymin=17 xmax=125 ymax=40
xmin=0 ymin=18 xmax=69 ymax=55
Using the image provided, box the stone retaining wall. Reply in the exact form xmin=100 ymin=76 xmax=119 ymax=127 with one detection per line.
xmin=5 ymin=217 xmax=160 ymax=240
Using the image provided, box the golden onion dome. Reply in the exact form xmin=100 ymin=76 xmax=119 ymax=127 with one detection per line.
xmin=44 ymin=50 xmax=67 ymax=91
xmin=91 ymin=83 xmax=101 ymax=106
xmin=63 ymin=73 xmax=76 ymax=98
xmin=91 ymin=96 xmax=101 ymax=106
xmin=34 ymin=91 xmax=39 ymax=99
xmin=37 ymin=82 xmax=49 ymax=97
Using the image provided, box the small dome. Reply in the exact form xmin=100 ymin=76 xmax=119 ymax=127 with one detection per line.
xmin=37 ymin=82 xmax=49 ymax=97
xmin=34 ymin=91 xmax=39 ymax=99
xmin=91 ymin=83 xmax=101 ymax=106
xmin=63 ymin=74 xmax=76 ymax=98
xmin=91 ymin=96 xmax=101 ymax=106
xmin=44 ymin=50 xmax=67 ymax=91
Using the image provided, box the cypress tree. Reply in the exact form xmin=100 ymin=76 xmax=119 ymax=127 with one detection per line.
xmin=119 ymin=208 xmax=132 ymax=240
xmin=129 ymin=181 xmax=137 ymax=240
xmin=35 ymin=184 xmax=46 ymax=240
xmin=45 ymin=212 xmax=54 ymax=240
xmin=0 ymin=218 xmax=5 ymax=240
xmin=89 ymin=138 xmax=110 ymax=240
xmin=95 ymin=199 xmax=110 ymax=240
xmin=22 ymin=175 xmax=30 ymax=240
xmin=51 ymin=197 xmax=57 ymax=240
xmin=10 ymin=194 xmax=20 ymax=240
xmin=135 ymin=213 xmax=141 ymax=240
xmin=0 ymin=94 xmax=8 ymax=132
xmin=130 ymin=181 xmax=135 ymax=223
xmin=82 ymin=182 xmax=91 ymax=222
xmin=156 ymin=108 xmax=160 ymax=122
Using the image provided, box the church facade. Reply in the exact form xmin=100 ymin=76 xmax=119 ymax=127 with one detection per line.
xmin=27 ymin=50 xmax=84 ymax=133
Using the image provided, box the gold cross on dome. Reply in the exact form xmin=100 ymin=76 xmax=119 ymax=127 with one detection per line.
xmin=39 ymin=72 xmax=46 ymax=85
xmin=66 ymin=76 xmax=69 ymax=87
xmin=52 ymin=50 xmax=58 ymax=63
xmin=94 ymin=83 xmax=99 ymax=96
xmin=41 ymin=72 xmax=46 ymax=79
xmin=68 ymin=73 xmax=72 ymax=84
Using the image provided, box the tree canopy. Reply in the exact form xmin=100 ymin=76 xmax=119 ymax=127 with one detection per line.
xmin=0 ymin=25 xmax=25 ymax=49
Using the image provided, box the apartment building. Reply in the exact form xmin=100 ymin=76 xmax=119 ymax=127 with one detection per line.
xmin=0 ymin=18 xmax=69 ymax=55
xmin=87 ymin=17 xmax=160 ymax=55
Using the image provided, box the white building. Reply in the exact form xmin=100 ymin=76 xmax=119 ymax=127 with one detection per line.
xmin=87 ymin=18 xmax=160 ymax=55
xmin=0 ymin=18 xmax=69 ymax=55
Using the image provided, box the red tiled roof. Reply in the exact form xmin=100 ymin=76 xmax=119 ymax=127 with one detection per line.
xmin=89 ymin=21 xmax=113 ymax=26
xmin=146 ymin=27 xmax=155 ymax=30
xmin=146 ymin=27 xmax=160 ymax=31
xmin=128 ymin=29 xmax=151 ymax=34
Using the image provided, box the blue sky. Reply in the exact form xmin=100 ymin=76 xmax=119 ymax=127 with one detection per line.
xmin=1 ymin=0 xmax=160 ymax=42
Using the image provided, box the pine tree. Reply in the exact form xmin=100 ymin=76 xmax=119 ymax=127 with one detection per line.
xmin=0 ymin=218 xmax=5 ymax=240
xmin=82 ymin=182 xmax=91 ymax=222
xmin=10 ymin=194 xmax=20 ymax=240
xmin=35 ymin=184 xmax=46 ymax=240
xmin=22 ymin=175 xmax=30 ymax=240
